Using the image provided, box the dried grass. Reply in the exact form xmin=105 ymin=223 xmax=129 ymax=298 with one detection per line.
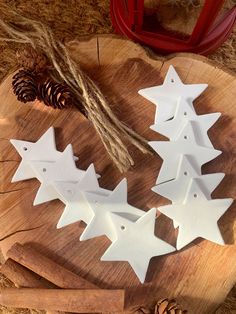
xmin=0 ymin=0 xmax=235 ymax=313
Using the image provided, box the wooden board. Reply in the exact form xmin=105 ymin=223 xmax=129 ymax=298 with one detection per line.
xmin=0 ymin=35 xmax=235 ymax=314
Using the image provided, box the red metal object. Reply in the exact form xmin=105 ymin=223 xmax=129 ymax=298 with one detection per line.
xmin=110 ymin=0 xmax=236 ymax=55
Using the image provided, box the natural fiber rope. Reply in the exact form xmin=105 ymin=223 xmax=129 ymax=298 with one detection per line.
xmin=0 ymin=4 xmax=152 ymax=172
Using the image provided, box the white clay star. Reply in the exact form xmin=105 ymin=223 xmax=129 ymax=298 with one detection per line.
xmin=80 ymin=179 xmax=144 ymax=242
xmin=152 ymin=155 xmax=225 ymax=204
xmin=149 ymin=121 xmax=222 ymax=184
xmin=10 ymin=127 xmax=78 ymax=182
xmin=55 ymin=164 xmax=110 ymax=228
xmin=31 ymin=144 xmax=85 ymax=205
xmin=101 ymin=208 xmax=175 ymax=283
xmin=138 ymin=65 xmax=208 ymax=123
xmin=150 ymin=98 xmax=221 ymax=147
xmin=158 ymin=179 xmax=233 ymax=250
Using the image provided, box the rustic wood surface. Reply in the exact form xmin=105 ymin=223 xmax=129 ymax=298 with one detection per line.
xmin=0 ymin=35 xmax=235 ymax=314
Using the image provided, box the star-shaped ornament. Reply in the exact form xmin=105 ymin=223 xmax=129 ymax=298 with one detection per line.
xmin=158 ymin=180 xmax=233 ymax=250
xmin=151 ymin=98 xmax=221 ymax=148
xmin=101 ymin=208 xmax=175 ymax=283
xmin=10 ymin=127 xmax=78 ymax=182
xmin=138 ymin=65 xmax=208 ymax=124
xmin=80 ymin=179 xmax=144 ymax=242
xmin=53 ymin=164 xmax=110 ymax=229
xmin=31 ymin=144 xmax=86 ymax=205
xmin=150 ymin=121 xmax=222 ymax=184
xmin=55 ymin=164 xmax=110 ymax=228
xmin=152 ymin=155 xmax=225 ymax=204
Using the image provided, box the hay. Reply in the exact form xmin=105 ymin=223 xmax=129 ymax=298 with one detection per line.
xmin=0 ymin=0 xmax=235 ymax=313
xmin=0 ymin=0 xmax=235 ymax=78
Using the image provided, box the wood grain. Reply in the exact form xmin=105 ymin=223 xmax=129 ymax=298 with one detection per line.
xmin=0 ymin=288 xmax=125 ymax=313
xmin=0 ymin=35 xmax=235 ymax=314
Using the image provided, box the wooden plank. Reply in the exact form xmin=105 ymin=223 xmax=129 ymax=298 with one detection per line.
xmin=0 ymin=35 xmax=235 ymax=314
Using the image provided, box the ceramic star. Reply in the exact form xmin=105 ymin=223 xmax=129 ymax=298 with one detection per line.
xmin=151 ymin=98 xmax=221 ymax=148
xmin=10 ymin=127 xmax=78 ymax=182
xmin=158 ymin=179 xmax=233 ymax=250
xmin=152 ymin=155 xmax=225 ymax=204
xmin=149 ymin=121 xmax=222 ymax=184
xmin=55 ymin=165 xmax=110 ymax=228
xmin=31 ymin=144 xmax=85 ymax=205
xmin=80 ymin=179 xmax=144 ymax=242
xmin=101 ymin=208 xmax=175 ymax=283
xmin=138 ymin=65 xmax=208 ymax=123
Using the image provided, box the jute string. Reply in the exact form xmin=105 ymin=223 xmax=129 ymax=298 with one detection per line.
xmin=0 ymin=4 xmax=152 ymax=172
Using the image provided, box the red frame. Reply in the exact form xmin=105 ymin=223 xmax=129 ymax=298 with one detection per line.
xmin=110 ymin=0 xmax=236 ymax=55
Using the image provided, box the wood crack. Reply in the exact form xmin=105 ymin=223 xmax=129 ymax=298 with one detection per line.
xmin=0 ymin=224 xmax=45 ymax=242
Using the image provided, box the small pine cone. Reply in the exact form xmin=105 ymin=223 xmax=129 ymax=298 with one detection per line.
xmin=16 ymin=46 xmax=48 ymax=74
xmin=12 ymin=69 xmax=37 ymax=103
xmin=37 ymin=79 xmax=73 ymax=109
xmin=154 ymin=298 xmax=187 ymax=314
xmin=131 ymin=306 xmax=151 ymax=314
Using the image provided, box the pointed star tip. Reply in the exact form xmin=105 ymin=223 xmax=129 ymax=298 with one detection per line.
xmin=228 ymin=198 xmax=234 ymax=206
xmin=150 ymin=124 xmax=157 ymax=131
xmin=100 ymin=255 xmax=106 ymax=261
xmin=33 ymin=199 xmax=40 ymax=206
xmin=138 ymin=276 xmax=145 ymax=284
xmin=56 ymin=221 xmax=64 ymax=229
xmin=80 ymin=232 xmax=89 ymax=241
xmin=151 ymin=186 xmax=157 ymax=193
xmin=11 ymin=176 xmax=18 ymax=183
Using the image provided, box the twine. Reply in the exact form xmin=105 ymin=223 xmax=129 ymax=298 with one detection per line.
xmin=0 ymin=4 xmax=152 ymax=172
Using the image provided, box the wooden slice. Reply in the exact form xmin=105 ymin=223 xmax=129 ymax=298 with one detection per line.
xmin=0 ymin=35 xmax=235 ymax=313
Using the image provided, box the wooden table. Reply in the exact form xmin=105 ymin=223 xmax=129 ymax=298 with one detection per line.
xmin=0 ymin=35 xmax=235 ymax=314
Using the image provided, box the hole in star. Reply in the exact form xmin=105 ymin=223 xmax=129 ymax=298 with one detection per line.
xmin=23 ymin=147 xmax=28 ymax=151
xmin=184 ymin=171 xmax=188 ymax=176
xmin=42 ymin=168 xmax=47 ymax=172
xmin=184 ymin=135 xmax=188 ymax=139
xmin=184 ymin=112 xmax=187 ymax=116
xmin=67 ymin=190 xmax=72 ymax=194
xmin=194 ymin=194 xmax=197 ymax=198
xmin=171 ymin=79 xmax=174 ymax=83
xmin=120 ymin=225 xmax=126 ymax=231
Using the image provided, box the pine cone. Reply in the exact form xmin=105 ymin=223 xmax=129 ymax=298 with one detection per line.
xmin=154 ymin=298 xmax=187 ymax=314
xmin=12 ymin=69 xmax=37 ymax=103
xmin=16 ymin=46 xmax=48 ymax=74
xmin=131 ymin=306 xmax=151 ymax=314
xmin=37 ymin=79 xmax=73 ymax=109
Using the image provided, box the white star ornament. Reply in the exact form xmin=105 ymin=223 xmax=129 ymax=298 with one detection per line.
xmin=152 ymin=155 xmax=225 ymax=204
xmin=10 ymin=127 xmax=78 ymax=182
xmin=138 ymin=65 xmax=208 ymax=124
xmin=55 ymin=165 xmax=110 ymax=228
xmin=151 ymin=99 xmax=221 ymax=148
xmin=158 ymin=180 xmax=233 ymax=250
xmin=149 ymin=122 xmax=222 ymax=184
xmin=101 ymin=208 xmax=175 ymax=283
xmin=31 ymin=144 xmax=85 ymax=205
xmin=80 ymin=178 xmax=144 ymax=242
